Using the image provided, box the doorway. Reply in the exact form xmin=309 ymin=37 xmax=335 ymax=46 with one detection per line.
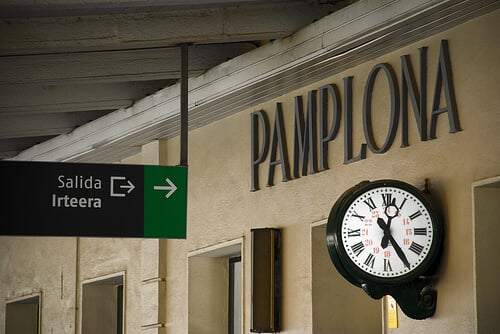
xmin=473 ymin=176 xmax=500 ymax=333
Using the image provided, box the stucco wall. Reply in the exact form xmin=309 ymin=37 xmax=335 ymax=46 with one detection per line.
xmin=0 ymin=237 xmax=76 ymax=334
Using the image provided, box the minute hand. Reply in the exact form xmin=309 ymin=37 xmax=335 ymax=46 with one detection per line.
xmin=388 ymin=234 xmax=411 ymax=269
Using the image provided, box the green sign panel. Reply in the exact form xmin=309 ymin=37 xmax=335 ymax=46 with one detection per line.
xmin=0 ymin=161 xmax=187 ymax=239
xmin=144 ymin=165 xmax=187 ymax=238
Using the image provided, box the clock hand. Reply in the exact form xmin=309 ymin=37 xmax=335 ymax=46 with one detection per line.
xmin=388 ymin=234 xmax=411 ymax=269
xmin=376 ymin=217 xmax=387 ymax=230
xmin=381 ymin=205 xmax=400 ymax=249
xmin=381 ymin=234 xmax=389 ymax=249
xmin=377 ymin=217 xmax=391 ymax=249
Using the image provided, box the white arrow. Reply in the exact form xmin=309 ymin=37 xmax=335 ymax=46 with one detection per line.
xmin=120 ymin=180 xmax=135 ymax=194
xmin=110 ymin=176 xmax=135 ymax=197
xmin=153 ymin=178 xmax=177 ymax=198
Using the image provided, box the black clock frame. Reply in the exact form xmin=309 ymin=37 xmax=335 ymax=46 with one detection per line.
xmin=326 ymin=179 xmax=444 ymax=320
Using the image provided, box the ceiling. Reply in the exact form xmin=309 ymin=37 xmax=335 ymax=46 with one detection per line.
xmin=0 ymin=0 xmax=350 ymax=159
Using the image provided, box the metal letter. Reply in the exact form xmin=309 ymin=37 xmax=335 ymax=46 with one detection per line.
xmin=363 ymin=63 xmax=400 ymax=153
xmin=344 ymin=76 xmax=367 ymax=163
xmin=250 ymin=110 xmax=270 ymax=192
xmin=430 ymin=40 xmax=462 ymax=139
xmin=267 ymin=103 xmax=291 ymax=187
xmin=319 ymin=84 xmax=341 ymax=171
xmin=401 ymin=47 xmax=428 ymax=146
xmin=293 ymin=91 xmax=318 ymax=178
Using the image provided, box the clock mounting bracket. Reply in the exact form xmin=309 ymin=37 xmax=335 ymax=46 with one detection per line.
xmin=362 ymin=276 xmax=437 ymax=320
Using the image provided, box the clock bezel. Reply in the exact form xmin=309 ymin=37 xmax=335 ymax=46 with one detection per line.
xmin=326 ymin=179 xmax=443 ymax=286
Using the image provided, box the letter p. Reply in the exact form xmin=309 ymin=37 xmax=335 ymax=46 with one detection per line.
xmin=250 ymin=110 xmax=270 ymax=191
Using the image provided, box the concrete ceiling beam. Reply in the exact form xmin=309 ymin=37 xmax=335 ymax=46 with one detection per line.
xmin=0 ymin=81 xmax=171 ymax=115
xmin=0 ymin=111 xmax=110 ymax=139
xmin=0 ymin=43 xmax=256 ymax=85
xmin=0 ymin=2 xmax=336 ymax=55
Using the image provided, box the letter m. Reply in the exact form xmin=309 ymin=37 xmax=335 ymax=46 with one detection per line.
xmin=293 ymin=90 xmax=318 ymax=177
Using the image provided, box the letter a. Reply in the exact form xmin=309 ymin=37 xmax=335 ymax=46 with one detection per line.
xmin=267 ymin=103 xmax=291 ymax=187
xmin=429 ymin=40 xmax=462 ymax=139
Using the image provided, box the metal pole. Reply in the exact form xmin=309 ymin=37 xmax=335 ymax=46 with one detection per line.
xmin=180 ymin=44 xmax=189 ymax=167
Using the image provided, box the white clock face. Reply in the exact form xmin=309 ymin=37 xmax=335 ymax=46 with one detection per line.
xmin=340 ymin=186 xmax=434 ymax=278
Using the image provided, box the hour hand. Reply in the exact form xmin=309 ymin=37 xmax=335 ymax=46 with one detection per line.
xmin=376 ymin=218 xmax=390 ymax=248
xmin=376 ymin=217 xmax=387 ymax=230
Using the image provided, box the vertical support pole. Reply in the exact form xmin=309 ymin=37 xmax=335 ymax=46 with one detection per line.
xmin=180 ymin=44 xmax=189 ymax=167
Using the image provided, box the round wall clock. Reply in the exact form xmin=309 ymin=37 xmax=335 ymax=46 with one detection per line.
xmin=326 ymin=179 xmax=443 ymax=319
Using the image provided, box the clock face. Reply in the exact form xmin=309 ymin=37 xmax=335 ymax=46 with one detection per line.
xmin=339 ymin=185 xmax=434 ymax=278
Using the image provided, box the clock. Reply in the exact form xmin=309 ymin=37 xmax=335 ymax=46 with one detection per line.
xmin=326 ymin=179 xmax=443 ymax=319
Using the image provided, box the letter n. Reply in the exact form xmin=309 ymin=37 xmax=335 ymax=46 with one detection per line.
xmin=401 ymin=46 xmax=428 ymax=146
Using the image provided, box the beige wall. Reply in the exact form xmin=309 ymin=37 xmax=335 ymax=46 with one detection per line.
xmin=0 ymin=237 xmax=76 ymax=334
xmin=0 ymin=9 xmax=499 ymax=334
xmin=311 ymin=224 xmax=382 ymax=333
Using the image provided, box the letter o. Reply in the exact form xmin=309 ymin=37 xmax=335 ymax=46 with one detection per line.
xmin=362 ymin=63 xmax=400 ymax=153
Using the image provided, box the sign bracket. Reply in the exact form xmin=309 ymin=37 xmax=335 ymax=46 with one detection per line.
xmin=180 ymin=43 xmax=189 ymax=167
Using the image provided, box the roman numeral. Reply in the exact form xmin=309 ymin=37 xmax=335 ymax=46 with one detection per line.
xmin=352 ymin=211 xmax=365 ymax=221
xmin=381 ymin=193 xmax=393 ymax=207
xmin=398 ymin=198 xmax=407 ymax=210
xmin=414 ymin=227 xmax=427 ymax=236
xmin=409 ymin=242 xmax=424 ymax=255
xmin=351 ymin=242 xmax=365 ymax=257
xmin=364 ymin=253 xmax=375 ymax=268
xmin=364 ymin=197 xmax=376 ymax=211
xmin=384 ymin=259 xmax=393 ymax=272
xmin=382 ymin=193 xmax=408 ymax=210
xmin=409 ymin=210 xmax=422 ymax=220
xmin=347 ymin=228 xmax=361 ymax=237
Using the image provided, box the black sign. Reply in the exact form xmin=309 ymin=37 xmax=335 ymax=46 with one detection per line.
xmin=0 ymin=161 xmax=187 ymax=238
